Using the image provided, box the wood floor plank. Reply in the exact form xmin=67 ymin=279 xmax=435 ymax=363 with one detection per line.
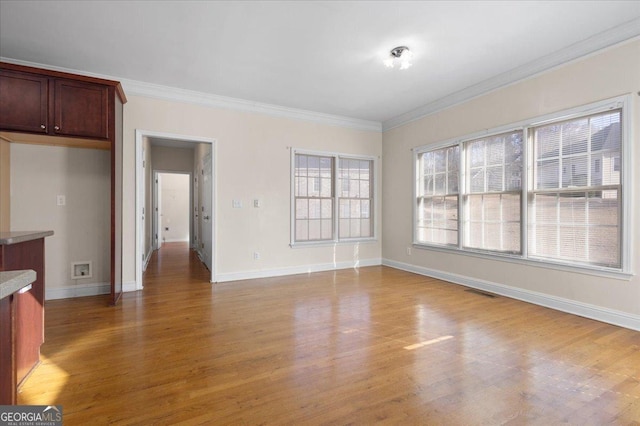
xmin=16 ymin=242 xmax=640 ymax=424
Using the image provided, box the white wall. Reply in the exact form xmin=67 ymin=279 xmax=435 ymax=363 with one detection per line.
xmin=151 ymin=145 xmax=194 ymax=172
xmin=382 ymin=40 xmax=640 ymax=327
xmin=123 ymin=98 xmax=382 ymax=284
xmin=159 ymin=173 xmax=190 ymax=242
xmin=10 ymin=143 xmax=110 ymax=299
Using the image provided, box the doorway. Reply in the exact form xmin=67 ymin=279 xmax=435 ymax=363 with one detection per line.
xmin=135 ymin=130 xmax=216 ymax=289
xmin=154 ymin=172 xmax=191 ymax=249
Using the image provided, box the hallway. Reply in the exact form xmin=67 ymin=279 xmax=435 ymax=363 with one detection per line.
xmin=142 ymin=242 xmax=210 ymax=292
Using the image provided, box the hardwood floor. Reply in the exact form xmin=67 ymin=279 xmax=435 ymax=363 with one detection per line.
xmin=18 ymin=242 xmax=640 ymax=424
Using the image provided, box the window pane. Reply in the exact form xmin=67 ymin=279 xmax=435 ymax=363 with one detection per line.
xmin=466 ymin=130 xmax=521 ymax=195
xmin=536 ymin=159 xmax=559 ymax=189
xmin=561 ymin=119 xmax=589 ymax=155
xmin=529 ymin=191 xmax=620 ymax=268
xmin=308 ymin=220 xmax=321 ymax=240
xmin=295 ymin=199 xmax=308 ymax=219
xmin=416 ymin=195 xmax=458 ymax=246
xmin=470 ymin=170 xmax=485 ymax=192
xmin=464 ymin=194 xmax=520 ymax=253
xmin=296 ymin=177 xmax=307 ymax=196
xmin=296 ymin=220 xmax=308 ymax=241
xmin=321 ymin=219 xmax=333 ymax=239
xmin=562 ymin=156 xmax=588 ymax=188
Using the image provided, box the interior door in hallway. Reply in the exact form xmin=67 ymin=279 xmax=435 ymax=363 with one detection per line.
xmin=201 ymin=150 xmax=213 ymax=276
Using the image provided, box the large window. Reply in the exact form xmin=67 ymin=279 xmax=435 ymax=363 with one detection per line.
xmin=529 ymin=110 xmax=621 ymax=268
xmin=414 ymin=98 xmax=628 ymax=273
xmin=293 ymin=151 xmax=374 ymax=244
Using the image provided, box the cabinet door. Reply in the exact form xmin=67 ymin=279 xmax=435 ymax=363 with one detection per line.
xmin=54 ymin=78 xmax=109 ymax=139
xmin=0 ymin=70 xmax=49 ymax=134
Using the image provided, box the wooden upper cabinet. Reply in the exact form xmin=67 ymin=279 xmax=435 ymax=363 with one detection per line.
xmin=54 ymin=78 xmax=109 ymax=139
xmin=0 ymin=70 xmax=49 ymax=134
xmin=0 ymin=63 xmax=124 ymax=144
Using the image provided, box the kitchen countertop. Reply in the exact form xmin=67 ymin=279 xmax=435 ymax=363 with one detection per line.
xmin=0 ymin=270 xmax=36 ymax=300
xmin=0 ymin=231 xmax=54 ymax=245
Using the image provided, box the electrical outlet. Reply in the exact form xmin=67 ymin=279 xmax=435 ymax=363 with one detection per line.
xmin=253 ymin=252 xmax=260 ymax=260
xmin=406 ymin=247 xmax=412 ymax=256
xmin=254 ymin=199 xmax=261 ymax=208
xmin=233 ymin=200 xmax=242 ymax=208
xmin=57 ymin=195 xmax=66 ymax=206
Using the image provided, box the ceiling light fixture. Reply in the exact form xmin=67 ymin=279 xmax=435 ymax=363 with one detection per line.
xmin=384 ymin=46 xmax=413 ymax=70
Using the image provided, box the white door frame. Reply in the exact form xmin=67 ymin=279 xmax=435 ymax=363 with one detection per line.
xmin=135 ymin=129 xmax=216 ymax=289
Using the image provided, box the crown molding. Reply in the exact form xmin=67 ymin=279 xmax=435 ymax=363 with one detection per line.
xmin=120 ymin=78 xmax=382 ymax=132
xmin=0 ymin=57 xmax=382 ymax=133
xmin=382 ymin=17 xmax=640 ymax=132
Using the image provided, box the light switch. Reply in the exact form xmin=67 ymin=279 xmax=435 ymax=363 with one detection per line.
xmin=254 ymin=199 xmax=261 ymax=208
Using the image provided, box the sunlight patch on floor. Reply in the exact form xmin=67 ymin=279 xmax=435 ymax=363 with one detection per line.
xmin=18 ymin=355 xmax=69 ymax=405
xmin=404 ymin=335 xmax=453 ymax=350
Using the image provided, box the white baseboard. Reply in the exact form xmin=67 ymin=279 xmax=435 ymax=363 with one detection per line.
xmin=163 ymin=238 xmax=189 ymax=243
xmin=46 ymin=282 xmax=110 ymax=300
xmin=215 ymin=258 xmax=382 ymax=283
xmin=383 ymin=258 xmax=640 ymax=332
xmin=46 ymin=280 xmax=139 ymax=299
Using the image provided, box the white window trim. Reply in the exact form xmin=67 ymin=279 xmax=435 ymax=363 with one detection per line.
xmin=412 ymin=95 xmax=633 ymax=279
xmin=290 ymin=148 xmax=378 ymax=247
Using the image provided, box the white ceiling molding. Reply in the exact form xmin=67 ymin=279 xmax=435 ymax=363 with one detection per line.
xmin=382 ymin=18 xmax=640 ymax=132
xmin=0 ymin=57 xmax=382 ymax=133
xmin=120 ymin=79 xmax=382 ymax=132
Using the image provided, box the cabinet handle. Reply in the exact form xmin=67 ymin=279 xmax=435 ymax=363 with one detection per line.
xmin=54 ymin=126 xmax=60 ymax=131
xmin=40 ymin=124 xmax=46 ymax=129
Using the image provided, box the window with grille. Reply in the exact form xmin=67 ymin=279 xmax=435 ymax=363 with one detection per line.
xmin=293 ymin=154 xmax=334 ymax=242
xmin=413 ymin=97 xmax=628 ymax=274
xmin=339 ymin=158 xmax=373 ymax=239
xmin=416 ymin=145 xmax=459 ymax=246
xmin=529 ymin=110 xmax=622 ymax=268
xmin=464 ymin=130 xmax=523 ymax=253
xmin=293 ymin=151 xmax=374 ymax=245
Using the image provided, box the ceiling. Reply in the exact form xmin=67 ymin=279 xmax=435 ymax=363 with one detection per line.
xmin=1 ymin=1 xmax=639 ymax=130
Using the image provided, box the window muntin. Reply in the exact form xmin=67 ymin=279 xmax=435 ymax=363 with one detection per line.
xmin=416 ymin=145 xmax=459 ymax=246
xmin=413 ymin=102 xmax=627 ymax=273
xmin=529 ymin=110 xmax=621 ymax=268
xmin=293 ymin=152 xmax=374 ymax=244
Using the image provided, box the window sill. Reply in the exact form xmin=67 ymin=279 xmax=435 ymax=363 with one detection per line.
xmin=411 ymin=242 xmax=633 ymax=281
xmin=291 ymin=238 xmax=378 ymax=249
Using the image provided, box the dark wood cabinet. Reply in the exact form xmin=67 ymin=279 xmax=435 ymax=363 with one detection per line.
xmin=0 ymin=294 xmax=15 ymax=404
xmin=0 ymin=70 xmax=48 ymax=134
xmin=55 ymin=78 xmax=109 ymax=139
xmin=0 ymin=68 xmax=110 ymax=141
xmin=0 ymin=232 xmax=52 ymax=400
